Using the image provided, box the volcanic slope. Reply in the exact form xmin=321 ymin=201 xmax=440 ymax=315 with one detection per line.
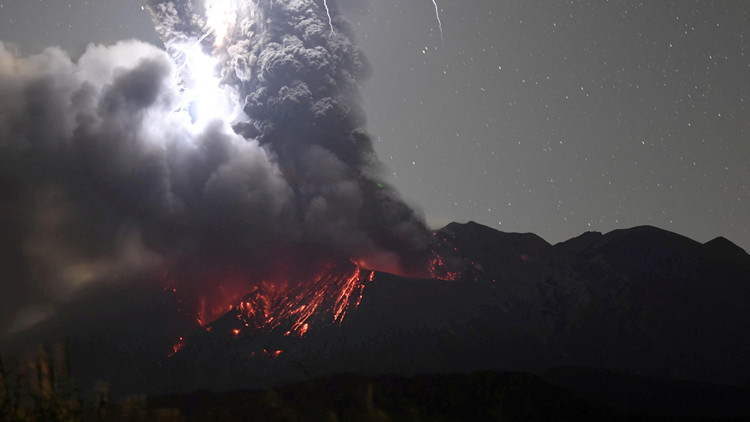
xmin=164 ymin=221 xmax=750 ymax=392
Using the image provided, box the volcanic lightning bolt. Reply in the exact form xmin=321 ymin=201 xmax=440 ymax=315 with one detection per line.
xmin=323 ymin=0 xmax=335 ymax=34
xmin=431 ymin=0 xmax=444 ymax=41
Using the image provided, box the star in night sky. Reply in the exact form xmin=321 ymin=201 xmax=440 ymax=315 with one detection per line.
xmin=0 ymin=0 xmax=748 ymax=253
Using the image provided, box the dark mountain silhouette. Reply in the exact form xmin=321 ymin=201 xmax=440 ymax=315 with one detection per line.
xmin=163 ymin=221 xmax=750 ymax=394
xmin=3 ymin=220 xmax=749 ymax=419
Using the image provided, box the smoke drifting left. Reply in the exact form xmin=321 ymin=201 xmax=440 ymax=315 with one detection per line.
xmin=0 ymin=0 xmax=430 ymax=336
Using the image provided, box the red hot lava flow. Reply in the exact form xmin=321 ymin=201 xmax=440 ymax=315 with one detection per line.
xmin=428 ymin=231 xmax=476 ymax=281
xmin=163 ymin=239 xmax=471 ymax=356
xmin=164 ymin=247 xmax=374 ymax=347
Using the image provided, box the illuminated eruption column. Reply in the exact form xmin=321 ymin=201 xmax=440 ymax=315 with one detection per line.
xmin=144 ymin=0 xmax=433 ymax=330
xmin=145 ymin=0 xmax=430 ymax=273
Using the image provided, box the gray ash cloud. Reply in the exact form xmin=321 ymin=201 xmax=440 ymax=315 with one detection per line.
xmin=0 ymin=0 xmax=429 ymax=333
xmin=145 ymin=0 xmax=431 ymax=267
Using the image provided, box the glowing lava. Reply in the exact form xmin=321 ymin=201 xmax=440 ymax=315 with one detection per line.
xmin=429 ymin=231 xmax=476 ymax=281
xmin=169 ymin=336 xmax=187 ymax=357
xmin=232 ymin=262 xmax=367 ymax=336
xmin=165 ymin=247 xmax=373 ymax=342
xmin=429 ymin=250 xmax=461 ymax=281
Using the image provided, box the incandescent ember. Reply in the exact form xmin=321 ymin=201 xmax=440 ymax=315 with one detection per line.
xmin=164 ymin=246 xmax=374 ymax=356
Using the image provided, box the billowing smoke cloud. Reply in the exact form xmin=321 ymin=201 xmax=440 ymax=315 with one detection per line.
xmin=0 ymin=40 xmax=290 ymax=332
xmin=0 ymin=0 xmax=430 ymax=333
xmin=144 ymin=0 xmax=431 ymax=266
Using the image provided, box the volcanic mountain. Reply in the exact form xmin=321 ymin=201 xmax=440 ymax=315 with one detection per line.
xmin=158 ymin=221 xmax=750 ymax=393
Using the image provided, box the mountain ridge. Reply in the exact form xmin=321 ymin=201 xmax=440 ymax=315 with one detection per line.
xmin=3 ymin=221 xmax=748 ymax=397
xmin=162 ymin=221 xmax=750 ymax=392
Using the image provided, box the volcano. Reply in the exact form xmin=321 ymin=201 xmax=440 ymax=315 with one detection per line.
xmin=3 ymin=220 xmax=750 ymax=409
xmin=2 ymin=3 xmax=749 ymax=416
xmin=155 ymin=221 xmax=750 ymax=393
xmin=163 ymin=247 xmax=375 ymax=343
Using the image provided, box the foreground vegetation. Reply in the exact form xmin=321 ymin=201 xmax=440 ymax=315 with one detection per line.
xmin=0 ymin=346 xmax=617 ymax=422
xmin=2 ymin=343 xmax=747 ymax=421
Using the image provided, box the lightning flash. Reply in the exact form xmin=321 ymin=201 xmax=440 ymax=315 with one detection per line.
xmin=323 ymin=0 xmax=334 ymax=34
xmin=431 ymin=0 xmax=444 ymax=41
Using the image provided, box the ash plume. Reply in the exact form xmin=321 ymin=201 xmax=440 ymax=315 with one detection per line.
xmin=144 ymin=0 xmax=431 ymax=268
xmin=0 ymin=0 xmax=430 ymax=333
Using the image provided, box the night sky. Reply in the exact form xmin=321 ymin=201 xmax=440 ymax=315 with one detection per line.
xmin=1 ymin=0 xmax=748 ymax=252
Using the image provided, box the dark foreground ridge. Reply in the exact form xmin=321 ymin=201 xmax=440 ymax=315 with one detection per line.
xmin=4 ymin=355 xmax=750 ymax=421
xmin=149 ymin=370 xmax=748 ymax=421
